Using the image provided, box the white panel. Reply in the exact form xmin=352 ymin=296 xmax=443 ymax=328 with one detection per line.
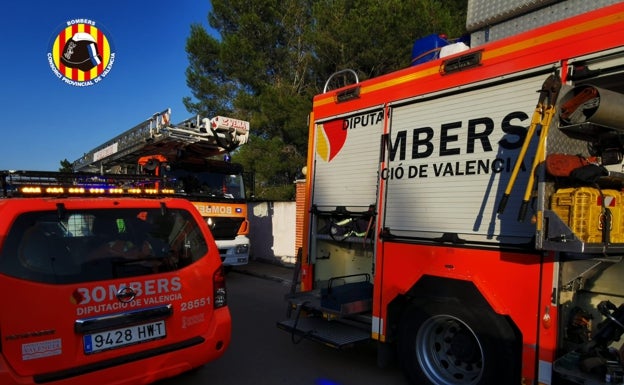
xmin=272 ymin=202 xmax=296 ymax=257
xmin=312 ymin=109 xmax=384 ymax=209
xmin=384 ymin=74 xmax=551 ymax=243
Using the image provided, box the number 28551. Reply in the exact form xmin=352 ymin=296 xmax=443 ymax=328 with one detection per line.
xmin=181 ymin=297 xmax=210 ymax=311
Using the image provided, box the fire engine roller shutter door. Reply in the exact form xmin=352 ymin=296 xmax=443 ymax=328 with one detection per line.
xmin=313 ymin=107 xmax=384 ymax=208
xmin=384 ymin=73 xmax=547 ymax=244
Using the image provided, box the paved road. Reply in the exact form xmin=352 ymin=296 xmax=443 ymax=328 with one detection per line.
xmin=156 ymin=262 xmax=407 ymax=385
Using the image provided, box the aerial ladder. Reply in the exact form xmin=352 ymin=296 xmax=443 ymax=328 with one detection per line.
xmin=73 ymin=108 xmax=249 ymax=173
xmin=73 ymin=109 xmax=253 ymax=267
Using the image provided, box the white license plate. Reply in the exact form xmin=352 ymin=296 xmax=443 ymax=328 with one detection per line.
xmin=83 ymin=320 xmax=166 ymax=354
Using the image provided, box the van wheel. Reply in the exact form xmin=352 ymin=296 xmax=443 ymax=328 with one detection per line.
xmin=398 ymin=302 xmax=517 ymax=385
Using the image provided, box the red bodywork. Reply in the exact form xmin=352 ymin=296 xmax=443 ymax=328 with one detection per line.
xmin=300 ymin=3 xmax=624 ymax=383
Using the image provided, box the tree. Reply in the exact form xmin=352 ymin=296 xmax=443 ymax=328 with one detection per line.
xmin=310 ymin=0 xmax=467 ymax=81
xmin=59 ymin=159 xmax=73 ymax=172
xmin=233 ymin=134 xmax=305 ymax=200
xmin=185 ymin=0 xmax=467 ymax=199
xmin=185 ymin=0 xmax=315 ymax=155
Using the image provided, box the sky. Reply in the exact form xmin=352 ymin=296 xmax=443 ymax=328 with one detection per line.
xmin=0 ymin=1 xmax=215 ymax=171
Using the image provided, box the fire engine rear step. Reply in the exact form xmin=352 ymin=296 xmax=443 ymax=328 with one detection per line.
xmin=279 ymin=284 xmax=373 ymax=349
xmin=277 ymin=316 xmax=370 ymax=349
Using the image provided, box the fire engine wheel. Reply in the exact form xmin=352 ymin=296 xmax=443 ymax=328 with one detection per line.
xmin=398 ymin=302 xmax=515 ymax=385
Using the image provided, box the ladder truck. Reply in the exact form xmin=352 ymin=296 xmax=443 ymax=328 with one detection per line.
xmin=73 ymin=108 xmax=251 ymax=267
xmin=278 ymin=1 xmax=624 ymax=384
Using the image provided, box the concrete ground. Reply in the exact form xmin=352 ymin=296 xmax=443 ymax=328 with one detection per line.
xmin=230 ymin=258 xmax=296 ymax=285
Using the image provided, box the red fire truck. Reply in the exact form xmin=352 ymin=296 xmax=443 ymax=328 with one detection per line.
xmin=279 ymin=2 xmax=624 ymax=384
xmin=73 ymin=109 xmax=251 ymax=268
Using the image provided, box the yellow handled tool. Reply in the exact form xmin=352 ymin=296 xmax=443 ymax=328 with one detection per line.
xmin=497 ymin=74 xmax=561 ymax=221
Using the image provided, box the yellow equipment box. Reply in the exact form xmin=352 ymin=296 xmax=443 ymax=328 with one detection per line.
xmin=551 ymin=187 xmax=623 ymax=244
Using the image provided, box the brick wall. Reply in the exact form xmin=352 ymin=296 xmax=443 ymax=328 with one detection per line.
xmin=295 ymin=179 xmax=306 ymax=256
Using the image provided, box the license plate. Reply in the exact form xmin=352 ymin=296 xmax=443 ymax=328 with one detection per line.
xmin=83 ymin=320 xmax=166 ymax=354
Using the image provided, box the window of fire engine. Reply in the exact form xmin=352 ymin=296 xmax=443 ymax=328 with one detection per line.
xmin=167 ymin=169 xmax=245 ymax=200
xmin=0 ymin=208 xmax=208 ymax=284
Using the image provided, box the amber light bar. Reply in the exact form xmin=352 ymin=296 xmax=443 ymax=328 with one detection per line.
xmin=18 ymin=185 xmax=175 ymax=196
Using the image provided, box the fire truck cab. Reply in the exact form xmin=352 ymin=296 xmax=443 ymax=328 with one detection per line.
xmin=73 ymin=109 xmax=251 ymax=267
xmin=279 ymin=2 xmax=624 ymax=384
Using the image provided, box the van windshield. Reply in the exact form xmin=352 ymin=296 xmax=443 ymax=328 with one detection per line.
xmin=0 ymin=208 xmax=208 ymax=284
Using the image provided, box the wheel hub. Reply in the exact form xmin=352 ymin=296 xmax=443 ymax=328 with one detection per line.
xmin=450 ymin=329 xmax=481 ymax=364
xmin=416 ymin=314 xmax=484 ymax=385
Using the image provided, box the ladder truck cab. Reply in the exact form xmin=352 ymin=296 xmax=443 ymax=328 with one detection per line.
xmin=73 ymin=109 xmax=251 ymax=267
xmin=278 ymin=2 xmax=624 ymax=385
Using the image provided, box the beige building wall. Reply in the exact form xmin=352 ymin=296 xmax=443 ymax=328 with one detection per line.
xmin=248 ymin=201 xmax=297 ymax=265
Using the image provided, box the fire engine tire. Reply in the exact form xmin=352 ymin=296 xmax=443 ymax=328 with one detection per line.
xmin=398 ymin=301 xmax=517 ymax=385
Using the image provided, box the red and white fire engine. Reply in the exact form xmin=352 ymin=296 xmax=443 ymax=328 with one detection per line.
xmin=279 ymin=2 xmax=624 ymax=384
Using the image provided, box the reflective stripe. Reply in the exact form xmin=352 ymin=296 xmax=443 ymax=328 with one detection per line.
xmin=371 ymin=316 xmax=383 ymax=341
xmin=538 ymin=360 xmax=552 ymax=385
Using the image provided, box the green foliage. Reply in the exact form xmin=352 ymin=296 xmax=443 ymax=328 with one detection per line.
xmin=183 ymin=24 xmax=238 ymax=118
xmin=185 ymin=0 xmax=467 ymax=200
xmin=311 ymin=0 xmax=467 ymax=81
xmin=59 ymin=159 xmax=73 ymax=172
xmin=232 ymin=134 xmax=305 ymax=201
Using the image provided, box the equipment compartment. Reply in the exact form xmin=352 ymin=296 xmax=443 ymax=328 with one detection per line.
xmin=320 ymin=274 xmax=373 ymax=314
xmin=542 ymin=51 xmax=624 ymax=383
xmin=537 ymin=50 xmax=624 ymax=254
